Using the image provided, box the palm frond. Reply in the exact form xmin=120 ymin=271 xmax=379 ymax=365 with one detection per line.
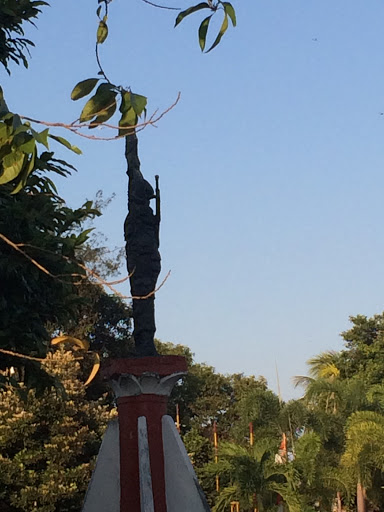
xmin=212 ymin=486 xmax=239 ymax=512
xmin=292 ymin=375 xmax=314 ymax=389
xmin=307 ymin=351 xmax=340 ymax=379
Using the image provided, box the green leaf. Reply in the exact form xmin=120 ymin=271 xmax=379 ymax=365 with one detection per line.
xmin=0 ymin=123 xmax=9 ymax=141
xmin=43 ymin=177 xmax=58 ymax=194
xmin=89 ymin=99 xmax=117 ymax=129
xmin=206 ymin=12 xmax=228 ymax=52
xmin=71 ymin=78 xmax=99 ymax=101
xmin=96 ymin=5 xmax=102 ymax=17
xmin=0 ymin=151 xmax=25 ymax=184
xmin=75 ymin=228 xmax=94 ymax=246
xmin=119 ymin=91 xmax=132 ymax=114
xmin=0 ymin=142 xmax=12 ymax=161
xmin=0 ymin=87 xmax=8 ymax=117
xmin=32 ymin=1 xmax=49 ymax=7
xmin=118 ymin=107 xmax=137 ymax=136
xmin=198 ymin=15 xmax=212 ymax=51
xmin=13 ymin=133 xmax=35 ymax=154
xmin=31 ymin=128 xmax=50 ymax=149
xmin=97 ymin=20 xmax=108 ymax=44
xmin=11 ymin=150 xmax=37 ymax=194
xmin=13 ymin=124 xmax=31 ymax=136
xmin=83 ymin=200 xmax=93 ymax=210
xmin=1 ymin=113 xmax=14 ymax=122
xmin=130 ymin=93 xmax=147 ymax=116
xmin=12 ymin=114 xmax=22 ymax=130
xmin=175 ymin=2 xmax=210 ymax=27
xmin=48 ymin=135 xmax=82 ymax=155
xmin=222 ymin=2 xmax=236 ymax=26
xmin=79 ymin=83 xmax=117 ymax=123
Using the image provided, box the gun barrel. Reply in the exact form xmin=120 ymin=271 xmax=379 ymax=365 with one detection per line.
xmin=155 ymin=175 xmax=160 ymax=223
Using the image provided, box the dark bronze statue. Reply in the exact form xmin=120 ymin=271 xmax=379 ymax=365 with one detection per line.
xmin=124 ymin=133 xmax=161 ymax=356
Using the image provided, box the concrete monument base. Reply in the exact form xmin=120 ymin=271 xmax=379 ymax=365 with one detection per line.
xmin=82 ymin=356 xmax=210 ymax=512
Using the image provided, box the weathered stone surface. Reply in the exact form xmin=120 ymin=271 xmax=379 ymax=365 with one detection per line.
xmin=138 ymin=416 xmax=155 ymax=512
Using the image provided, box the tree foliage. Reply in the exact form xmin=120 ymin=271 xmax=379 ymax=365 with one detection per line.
xmin=0 ymin=349 xmax=114 ymax=512
xmin=68 ymin=0 xmax=236 ymax=140
xmin=0 ymin=0 xmax=48 ymax=72
xmin=1 ymin=0 xmax=238 ymax=189
xmin=0 ymin=170 xmax=100 ymax=388
xmin=294 ymin=312 xmax=384 ymax=511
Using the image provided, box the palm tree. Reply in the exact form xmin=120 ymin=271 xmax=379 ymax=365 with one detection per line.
xmin=342 ymin=410 xmax=384 ymax=512
xmin=206 ymin=440 xmax=301 ymax=512
xmin=306 ymin=351 xmax=342 ymax=381
xmin=293 ymin=351 xmax=342 ymax=414
xmin=293 ymin=430 xmax=351 ymax=511
xmin=293 ymin=352 xmax=368 ymax=509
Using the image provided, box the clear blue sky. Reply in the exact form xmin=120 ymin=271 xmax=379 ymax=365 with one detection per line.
xmin=3 ymin=0 xmax=384 ymax=399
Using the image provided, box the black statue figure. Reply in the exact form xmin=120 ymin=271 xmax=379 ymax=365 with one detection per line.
xmin=124 ymin=132 xmax=161 ymax=356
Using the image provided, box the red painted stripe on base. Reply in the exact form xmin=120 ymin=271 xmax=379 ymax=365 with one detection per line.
xmin=103 ymin=356 xmax=187 ymax=380
xmin=118 ymin=397 xmax=140 ymax=512
xmin=145 ymin=396 xmax=168 ymax=512
xmin=118 ymin=394 xmax=168 ymax=512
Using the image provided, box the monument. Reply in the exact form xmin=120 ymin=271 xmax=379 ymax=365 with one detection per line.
xmin=82 ymin=133 xmax=211 ymax=512
xmin=124 ymin=132 xmax=160 ymax=358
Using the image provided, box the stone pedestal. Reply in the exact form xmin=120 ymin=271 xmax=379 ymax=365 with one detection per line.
xmin=82 ymin=356 xmax=210 ymax=512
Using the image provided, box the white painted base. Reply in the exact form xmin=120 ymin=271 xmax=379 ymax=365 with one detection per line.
xmin=82 ymin=419 xmax=120 ymax=512
xmin=162 ymin=415 xmax=211 ymax=512
xmin=82 ymin=416 xmax=211 ymax=512
xmin=138 ymin=416 xmax=155 ymax=512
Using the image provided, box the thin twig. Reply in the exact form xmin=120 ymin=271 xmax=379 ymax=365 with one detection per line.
xmin=29 ymin=93 xmax=179 ymax=130
xmin=140 ymin=0 xmax=181 ymax=10
xmin=0 ymin=233 xmax=171 ymax=301
xmin=0 ymin=348 xmax=44 ymax=362
xmin=95 ymin=43 xmax=112 ymax=84
xmin=131 ymin=270 xmax=171 ymax=300
xmin=101 ymin=275 xmax=130 ymax=286
xmin=10 ymin=238 xmax=132 ymax=288
xmin=0 ymin=233 xmax=56 ymax=278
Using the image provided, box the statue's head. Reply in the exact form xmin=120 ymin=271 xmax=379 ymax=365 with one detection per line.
xmin=131 ymin=178 xmax=155 ymax=205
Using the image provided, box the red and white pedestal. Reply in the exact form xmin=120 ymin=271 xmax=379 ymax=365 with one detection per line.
xmin=82 ymin=356 xmax=211 ymax=512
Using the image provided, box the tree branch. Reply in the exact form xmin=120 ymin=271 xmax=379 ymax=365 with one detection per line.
xmin=0 ymin=348 xmax=44 ymax=362
xmin=0 ymin=232 xmax=171 ymax=301
xmin=20 ymin=92 xmax=181 ymax=141
xmin=140 ymin=0 xmax=181 ymax=10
